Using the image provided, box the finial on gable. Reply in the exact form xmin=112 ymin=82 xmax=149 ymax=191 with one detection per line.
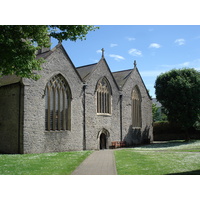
xmin=134 ymin=60 xmax=137 ymax=68
xmin=101 ymin=48 xmax=105 ymax=58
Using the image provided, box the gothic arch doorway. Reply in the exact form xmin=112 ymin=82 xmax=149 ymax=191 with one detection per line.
xmin=100 ymin=133 xmax=106 ymax=149
xmin=97 ymin=128 xmax=110 ymax=150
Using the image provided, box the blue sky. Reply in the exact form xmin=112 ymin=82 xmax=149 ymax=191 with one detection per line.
xmin=51 ymin=25 xmax=200 ymax=98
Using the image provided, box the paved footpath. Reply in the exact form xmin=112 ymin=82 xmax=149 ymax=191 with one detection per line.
xmin=71 ymin=150 xmax=117 ymax=175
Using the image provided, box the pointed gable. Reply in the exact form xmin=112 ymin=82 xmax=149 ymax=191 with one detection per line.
xmin=96 ymin=58 xmax=120 ymax=90
xmin=76 ymin=57 xmax=120 ymax=90
xmin=112 ymin=62 xmax=151 ymax=100
xmin=133 ymin=66 xmax=152 ymax=99
xmin=51 ymin=44 xmax=83 ymax=82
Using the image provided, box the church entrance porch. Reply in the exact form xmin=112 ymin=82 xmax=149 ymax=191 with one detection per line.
xmin=97 ymin=128 xmax=110 ymax=150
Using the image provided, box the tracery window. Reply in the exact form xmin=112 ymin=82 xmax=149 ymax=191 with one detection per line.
xmin=132 ymin=86 xmax=142 ymax=128
xmin=45 ymin=74 xmax=71 ymax=131
xmin=96 ymin=77 xmax=112 ymax=114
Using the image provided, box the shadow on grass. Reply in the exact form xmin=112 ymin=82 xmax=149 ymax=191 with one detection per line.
xmin=166 ymin=169 xmax=200 ymax=175
xmin=137 ymin=140 xmax=197 ymax=149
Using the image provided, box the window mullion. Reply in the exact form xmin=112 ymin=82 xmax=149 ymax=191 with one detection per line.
xmin=105 ymin=92 xmax=107 ymax=113
xmin=100 ymin=92 xmax=103 ymax=113
xmin=53 ymin=87 xmax=56 ymax=131
xmin=96 ymin=78 xmax=111 ymax=115
xmin=132 ymin=87 xmax=142 ymax=128
xmin=97 ymin=91 xmax=99 ymax=113
xmin=136 ymin=100 xmax=138 ymax=126
xmin=63 ymin=90 xmax=66 ymax=130
xmin=134 ymin=99 xmax=136 ymax=127
xmin=50 ymin=87 xmax=54 ymax=130
xmin=103 ymin=92 xmax=105 ymax=113
xmin=66 ymin=95 xmax=69 ymax=130
xmin=60 ymin=89 xmax=64 ymax=130
xmin=139 ymin=100 xmax=142 ymax=127
xmin=45 ymin=75 xmax=71 ymax=132
xmin=47 ymin=87 xmax=51 ymax=131
xmin=58 ymin=89 xmax=61 ymax=131
xmin=107 ymin=92 xmax=109 ymax=113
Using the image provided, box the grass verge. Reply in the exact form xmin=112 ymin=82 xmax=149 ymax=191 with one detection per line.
xmin=0 ymin=151 xmax=92 ymax=175
xmin=114 ymin=140 xmax=200 ymax=175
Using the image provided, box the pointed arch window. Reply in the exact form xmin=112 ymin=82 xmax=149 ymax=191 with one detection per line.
xmin=132 ymin=86 xmax=142 ymax=128
xmin=45 ymin=74 xmax=71 ymax=131
xmin=96 ymin=77 xmax=112 ymax=115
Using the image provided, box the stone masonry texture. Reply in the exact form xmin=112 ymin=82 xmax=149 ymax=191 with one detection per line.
xmin=0 ymin=44 xmax=153 ymax=154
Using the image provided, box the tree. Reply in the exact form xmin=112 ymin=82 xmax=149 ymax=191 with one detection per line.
xmin=155 ymin=68 xmax=200 ymax=140
xmin=152 ymin=103 xmax=160 ymax=122
xmin=0 ymin=25 xmax=98 ymax=80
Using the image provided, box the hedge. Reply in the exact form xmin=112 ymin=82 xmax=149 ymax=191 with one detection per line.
xmin=153 ymin=121 xmax=200 ymax=141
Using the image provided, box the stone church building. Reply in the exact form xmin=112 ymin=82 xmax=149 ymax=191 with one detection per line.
xmin=0 ymin=43 xmax=153 ymax=154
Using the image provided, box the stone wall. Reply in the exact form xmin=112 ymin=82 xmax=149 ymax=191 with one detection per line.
xmin=121 ymin=68 xmax=153 ymax=146
xmin=0 ymin=83 xmax=21 ymax=153
xmin=84 ymin=58 xmax=121 ymax=150
xmin=22 ymin=45 xmax=84 ymax=153
xmin=22 ymin=51 xmax=153 ymax=153
xmin=0 ymin=44 xmax=153 ymax=154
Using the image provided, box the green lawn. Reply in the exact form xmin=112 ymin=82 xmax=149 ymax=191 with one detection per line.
xmin=114 ymin=140 xmax=200 ymax=175
xmin=2 ymin=140 xmax=200 ymax=175
xmin=0 ymin=151 xmax=92 ymax=175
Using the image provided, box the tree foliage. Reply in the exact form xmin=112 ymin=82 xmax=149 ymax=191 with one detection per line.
xmin=152 ymin=103 xmax=167 ymax=122
xmin=155 ymin=68 xmax=200 ymax=139
xmin=152 ymin=103 xmax=160 ymax=122
xmin=48 ymin=25 xmax=97 ymax=42
xmin=0 ymin=25 xmax=98 ymax=80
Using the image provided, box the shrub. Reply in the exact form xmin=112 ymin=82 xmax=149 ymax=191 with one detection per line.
xmin=153 ymin=121 xmax=200 ymax=141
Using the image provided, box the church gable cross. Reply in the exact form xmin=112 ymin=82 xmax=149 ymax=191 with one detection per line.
xmin=134 ymin=60 xmax=137 ymax=68
xmin=101 ymin=48 xmax=105 ymax=58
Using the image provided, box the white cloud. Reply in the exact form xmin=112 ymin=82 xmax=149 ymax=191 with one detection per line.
xmin=128 ymin=48 xmax=142 ymax=57
xmin=126 ymin=37 xmax=136 ymax=41
xmin=110 ymin=43 xmax=118 ymax=47
xmin=96 ymin=49 xmax=102 ymax=54
xmin=109 ymin=54 xmax=125 ymax=61
xmin=149 ymin=43 xmax=161 ymax=48
xmin=181 ymin=62 xmax=190 ymax=67
xmin=174 ymin=38 xmax=185 ymax=46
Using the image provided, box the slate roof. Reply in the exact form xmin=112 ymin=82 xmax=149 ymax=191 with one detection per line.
xmin=112 ymin=69 xmax=133 ymax=89
xmin=76 ymin=63 xmax=97 ymax=81
xmin=76 ymin=63 xmax=134 ymax=90
xmin=0 ymin=75 xmax=21 ymax=87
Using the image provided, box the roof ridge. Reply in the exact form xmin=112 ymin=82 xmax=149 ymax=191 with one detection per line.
xmin=76 ymin=63 xmax=97 ymax=69
xmin=112 ymin=68 xmax=133 ymax=73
